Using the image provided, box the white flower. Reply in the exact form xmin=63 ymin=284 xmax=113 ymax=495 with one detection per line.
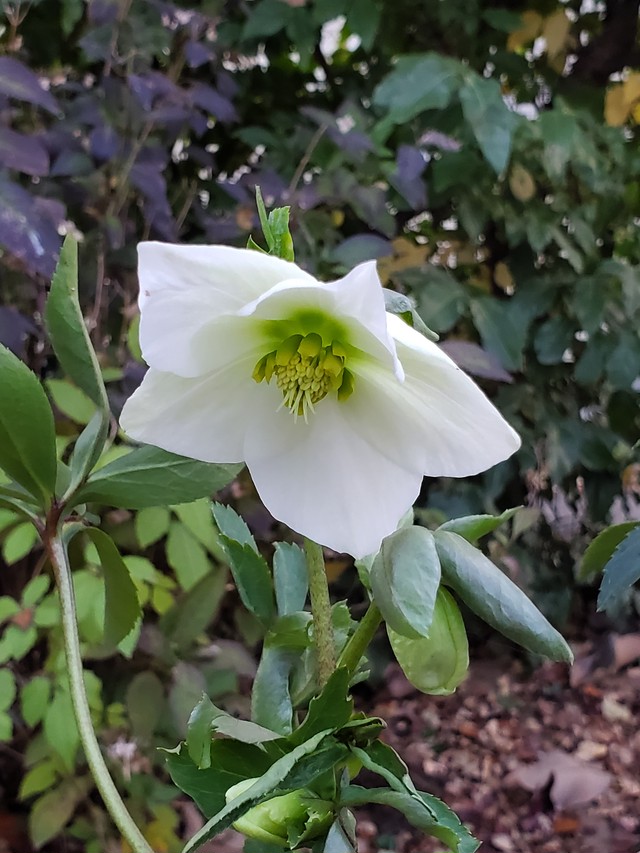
xmin=120 ymin=243 xmax=520 ymax=558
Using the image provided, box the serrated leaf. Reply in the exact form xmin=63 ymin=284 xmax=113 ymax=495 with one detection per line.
xmin=44 ymin=236 xmax=109 ymax=411
xmin=187 ymin=694 xmax=281 ymax=770
xmin=339 ymin=786 xmax=479 ymax=853
xmin=160 ymin=568 xmax=227 ymax=650
xmin=438 ymin=507 xmax=520 ymax=543
xmin=597 ymin=525 xmax=640 ymax=610
xmin=0 ymin=344 xmax=57 ymax=505
xmin=435 ymin=531 xmax=573 ymax=663
xmin=167 ymin=739 xmax=274 ymax=818
xmin=85 ymin=528 xmax=141 ymax=647
xmin=219 ymin=536 xmax=275 ymax=626
xmin=212 ymin=502 xmax=258 ymax=550
xmin=290 ymin=668 xmax=353 ymax=746
xmin=76 ymin=446 xmax=241 ymax=509
xmin=273 ymin=542 xmax=308 ymax=616
xmin=182 ymin=731 xmax=342 ymax=853
xmin=251 ymin=644 xmax=297 ymax=735
xmin=579 ymin=522 xmax=640 ymax=581
xmin=371 ymin=526 xmax=441 ymax=638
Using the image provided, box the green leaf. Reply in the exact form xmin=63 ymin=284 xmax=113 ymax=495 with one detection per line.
xmin=434 ymin=530 xmax=573 ymax=662
xmin=459 ymin=76 xmax=518 ymax=174
xmin=339 ymin=786 xmax=479 ymax=853
xmin=187 ymin=694 xmax=281 ymax=770
xmin=182 ymin=731 xmax=341 ymax=853
xmin=323 ymin=811 xmax=357 ymax=853
xmin=290 ymin=668 xmax=353 ymax=746
xmin=387 ymin=587 xmax=469 ymax=695
xmin=267 ymin=205 xmax=295 ymax=262
xmin=45 ymin=378 xmax=96 ymax=425
xmin=43 ymin=689 xmax=79 ymax=772
xmin=85 ymin=528 xmax=141 ymax=647
xmin=44 ymin=235 xmax=109 ymax=411
xmin=167 ymin=521 xmax=212 ymax=591
xmin=212 ymin=502 xmax=258 ymax=550
xmin=167 ymin=740 xmax=273 ymax=818
xmin=373 ymin=53 xmax=461 ymax=124
xmin=251 ymin=644 xmax=297 ymax=735
xmin=219 ymin=537 xmax=275 ymax=626
xmin=371 ymin=526 xmax=441 ymax=639
xmin=580 ymin=521 xmax=640 ymax=581
xmin=2 ymin=521 xmax=38 ymax=564
xmin=135 ymin=505 xmax=171 ymax=548
xmin=597 ymin=525 xmax=640 ymax=610
xmin=18 ymin=759 xmax=58 ymax=800
xmin=66 ymin=412 xmax=109 ymax=498
xmin=273 ymin=542 xmax=308 ymax=616
xmin=0 ymin=669 xmax=16 ymax=711
xmin=22 ymin=573 xmax=50 ymax=606
xmin=126 ymin=670 xmax=165 ymax=740
xmin=76 ymin=446 xmax=241 ymax=509
xmin=0 ymin=344 xmax=57 ymax=505
xmin=382 ymin=290 xmax=439 ymax=342
xmin=28 ymin=778 xmax=90 ymax=848
xmin=438 ymin=507 xmax=520 ymax=543
xmin=21 ymin=676 xmax=51 ymax=726
xmin=160 ymin=568 xmax=228 ymax=650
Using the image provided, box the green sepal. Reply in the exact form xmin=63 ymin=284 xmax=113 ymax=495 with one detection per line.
xmin=438 ymin=507 xmax=520 ymax=543
xmin=383 ymin=289 xmax=439 ymax=341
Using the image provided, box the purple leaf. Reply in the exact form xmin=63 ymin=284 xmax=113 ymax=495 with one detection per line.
xmin=89 ymin=125 xmax=121 ymax=161
xmin=0 ymin=57 xmax=59 ymax=115
xmin=190 ymin=82 xmax=238 ymax=123
xmin=439 ymin=340 xmax=514 ymax=383
xmin=0 ymin=306 xmax=36 ymax=356
xmin=0 ymin=176 xmax=63 ymax=277
xmin=0 ymin=127 xmax=49 ymax=176
xmin=129 ymin=72 xmax=182 ymax=111
xmin=390 ymin=145 xmax=427 ymax=209
xmin=185 ymin=40 xmax=213 ymax=68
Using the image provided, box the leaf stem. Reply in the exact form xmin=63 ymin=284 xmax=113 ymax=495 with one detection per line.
xmin=46 ymin=531 xmax=154 ymax=853
xmin=304 ymin=539 xmax=335 ymax=689
xmin=337 ymin=601 xmax=383 ymax=676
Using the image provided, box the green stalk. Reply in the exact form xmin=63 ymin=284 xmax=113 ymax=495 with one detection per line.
xmin=337 ymin=601 xmax=383 ymax=676
xmin=47 ymin=534 xmax=154 ymax=853
xmin=303 ymin=539 xmax=335 ymax=688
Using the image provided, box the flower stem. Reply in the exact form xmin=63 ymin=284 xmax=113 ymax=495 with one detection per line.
xmin=46 ymin=533 xmax=154 ymax=853
xmin=337 ymin=601 xmax=383 ymax=676
xmin=304 ymin=539 xmax=335 ymax=689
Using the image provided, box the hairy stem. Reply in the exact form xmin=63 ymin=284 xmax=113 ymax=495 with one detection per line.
xmin=46 ymin=533 xmax=153 ymax=853
xmin=304 ymin=539 xmax=335 ymax=689
xmin=337 ymin=601 xmax=382 ymax=676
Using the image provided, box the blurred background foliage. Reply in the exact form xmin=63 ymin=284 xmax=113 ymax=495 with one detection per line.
xmin=1 ymin=0 xmax=640 ymax=849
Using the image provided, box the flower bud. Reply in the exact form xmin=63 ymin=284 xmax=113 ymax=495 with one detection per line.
xmin=225 ymin=779 xmax=334 ymax=848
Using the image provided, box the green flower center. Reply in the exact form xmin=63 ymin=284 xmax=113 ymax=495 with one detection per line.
xmin=253 ymin=332 xmax=354 ymax=422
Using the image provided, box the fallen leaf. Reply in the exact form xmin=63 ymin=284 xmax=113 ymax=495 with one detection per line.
xmin=505 ymin=750 xmax=611 ymax=810
xmin=612 ymin=633 xmax=640 ymax=671
xmin=601 ymin=694 xmax=632 ymax=723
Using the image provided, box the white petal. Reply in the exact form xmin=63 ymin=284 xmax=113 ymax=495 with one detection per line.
xmin=120 ymin=360 xmax=261 ymax=462
xmin=137 ymin=243 xmax=314 ymax=376
xmin=243 ymin=398 xmax=423 ymax=558
xmin=238 ymin=260 xmax=402 ymax=378
xmin=349 ymin=313 xmax=521 ymax=478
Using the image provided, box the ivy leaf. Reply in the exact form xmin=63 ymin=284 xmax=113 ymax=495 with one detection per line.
xmin=0 ymin=343 xmax=57 ymax=506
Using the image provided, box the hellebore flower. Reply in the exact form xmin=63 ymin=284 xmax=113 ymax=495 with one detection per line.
xmin=224 ymin=778 xmax=333 ymax=848
xmin=120 ymin=243 xmax=520 ymax=557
